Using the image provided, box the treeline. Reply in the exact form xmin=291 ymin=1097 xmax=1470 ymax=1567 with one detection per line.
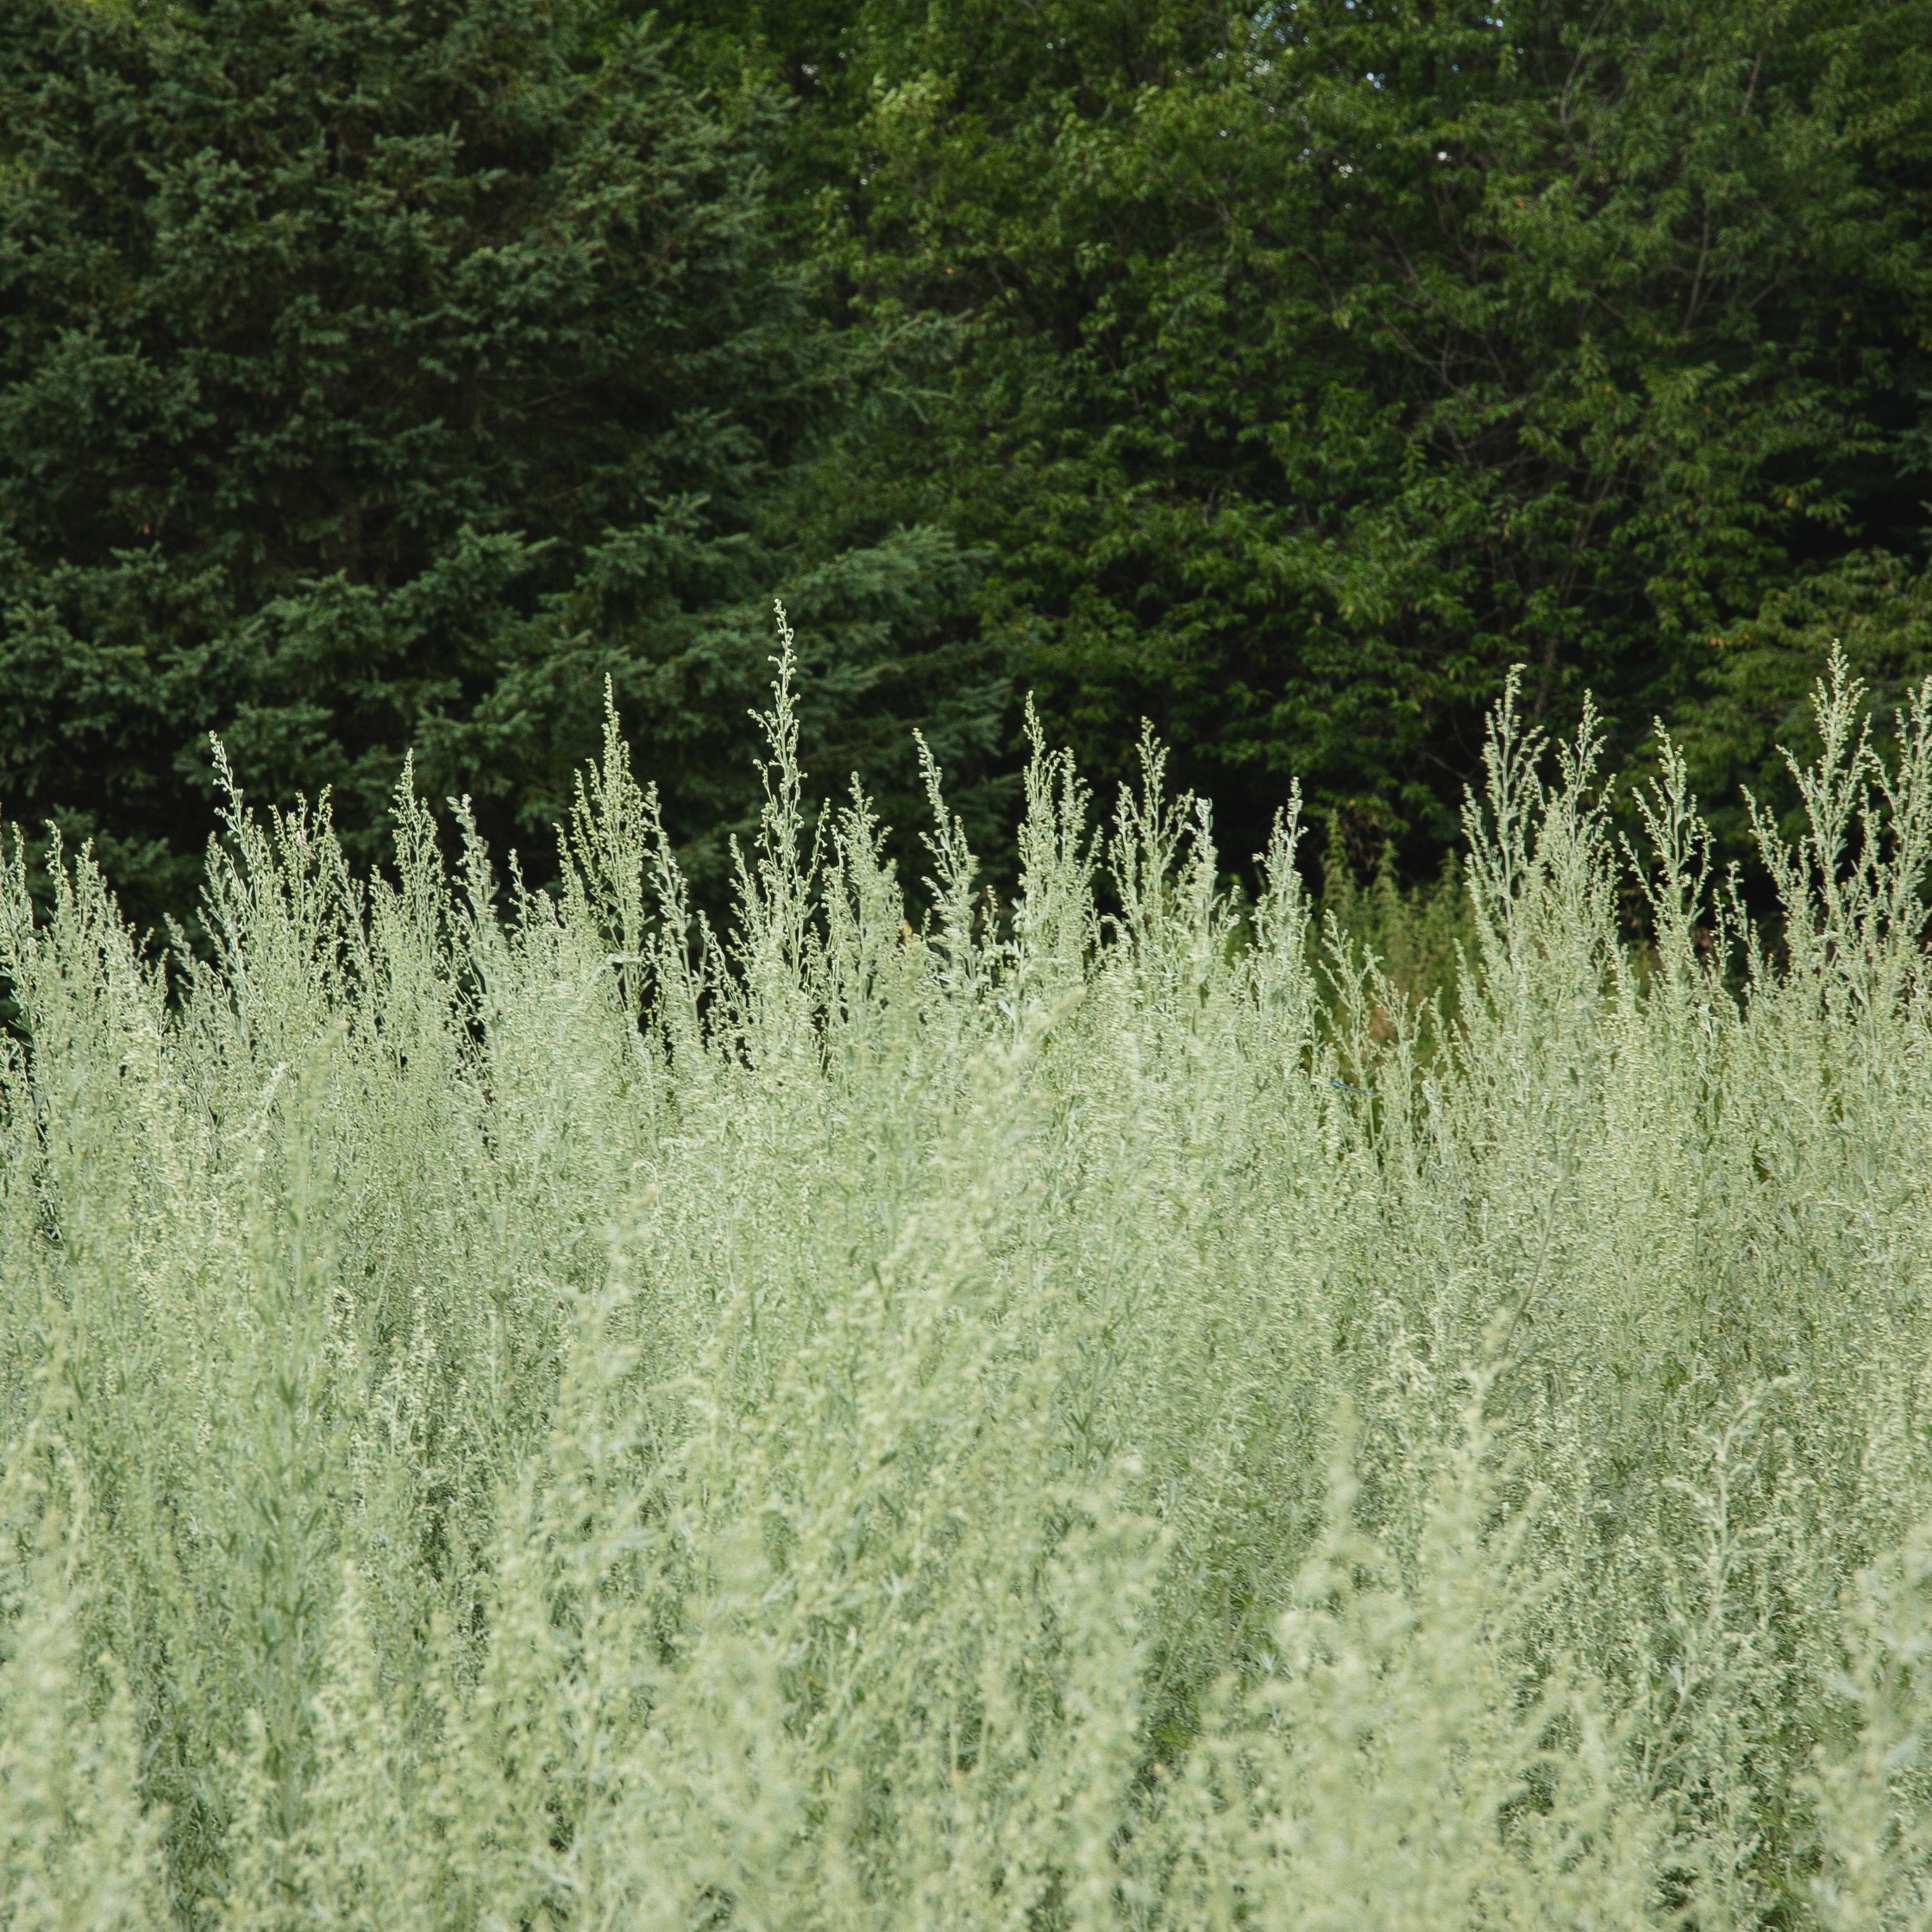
xmin=4 ymin=0 xmax=1931 ymax=921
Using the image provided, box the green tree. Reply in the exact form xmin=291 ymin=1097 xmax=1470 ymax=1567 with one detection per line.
xmin=738 ymin=0 xmax=1932 ymax=874
xmin=0 ymin=0 xmax=1000 ymax=926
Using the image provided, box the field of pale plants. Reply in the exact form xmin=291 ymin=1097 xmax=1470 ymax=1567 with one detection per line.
xmin=6 ymin=626 xmax=1932 ymax=1929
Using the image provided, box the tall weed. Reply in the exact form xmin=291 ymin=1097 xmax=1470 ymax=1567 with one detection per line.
xmin=3 ymin=635 xmax=1932 ymax=1927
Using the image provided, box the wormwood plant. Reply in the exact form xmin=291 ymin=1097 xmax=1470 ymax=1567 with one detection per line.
xmin=6 ymin=622 xmax=1932 ymax=1928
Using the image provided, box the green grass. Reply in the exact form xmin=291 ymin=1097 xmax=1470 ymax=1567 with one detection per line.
xmin=5 ymin=623 xmax=1932 ymax=1929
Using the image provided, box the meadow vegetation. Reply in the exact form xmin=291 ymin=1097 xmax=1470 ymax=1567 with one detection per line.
xmin=5 ymin=620 xmax=1932 ymax=1928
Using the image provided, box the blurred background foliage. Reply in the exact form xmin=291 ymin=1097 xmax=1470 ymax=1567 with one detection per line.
xmin=6 ymin=0 xmax=1932 ymax=925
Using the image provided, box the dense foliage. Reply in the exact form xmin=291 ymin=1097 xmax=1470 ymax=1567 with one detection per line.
xmin=7 ymin=0 xmax=1932 ymax=908
xmin=13 ymin=7 xmax=1932 ymax=1922
xmin=0 ymin=0 xmax=996 ymax=925
xmin=704 ymin=0 xmax=1932 ymax=869
xmin=5 ymin=644 xmax=1932 ymax=1925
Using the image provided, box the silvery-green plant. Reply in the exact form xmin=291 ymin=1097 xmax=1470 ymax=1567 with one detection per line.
xmin=5 ymin=619 xmax=1932 ymax=1928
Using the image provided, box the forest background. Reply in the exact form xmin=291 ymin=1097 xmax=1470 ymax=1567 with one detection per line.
xmin=5 ymin=0 xmax=1932 ymax=930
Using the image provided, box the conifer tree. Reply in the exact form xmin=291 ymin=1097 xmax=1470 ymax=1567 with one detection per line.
xmin=0 ymin=0 xmax=995 ymax=922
